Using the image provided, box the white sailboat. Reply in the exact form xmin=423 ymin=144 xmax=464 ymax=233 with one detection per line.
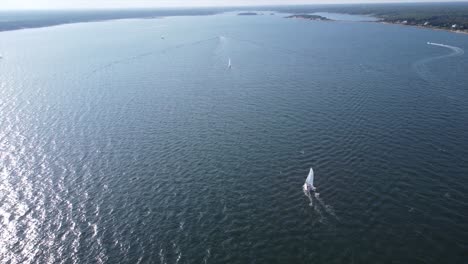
xmin=228 ymin=58 xmax=232 ymax=68
xmin=303 ymin=167 xmax=316 ymax=192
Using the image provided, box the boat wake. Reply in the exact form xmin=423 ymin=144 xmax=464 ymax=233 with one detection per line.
xmin=315 ymin=193 xmax=339 ymax=220
xmin=214 ymin=35 xmax=234 ymax=70
xmin=427 ymin=42 xmax=465 ymax=55
xmin=303 ymin=168 xmax=338 ymax=222
xmin=413 ymin=42 xmax=464 ymax=83
xmin=304 ymin=189 xmax=338 ymax=222
xmin=85 ymin=36 xmax=220 ymax=77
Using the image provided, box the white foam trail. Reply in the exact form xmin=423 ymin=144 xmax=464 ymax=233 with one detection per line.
xmin=85 ymin=36 xmax=219 ymax=77
xmin=203 ymin=248 xmax=211 ymax=264
xmin=315 ymin=195 xmax=339 ymax=221
xmin=308 ymin=191 xmax=327 ymax=222
xmin=414 ymin=42 xmax=464 ymax=82
xmin=159 ymin=248 xmax=166 ymax=264
xmin=215 ymin=35 xmax=232 ymax=70
xmin=304 ymin=186 xmax=339 ymax=221
xmin=304 ymin=187 xmax=331 ymax=223
xmin=427 ymin=42 xmax=465 ymax=55
xmin=303 ymin=187 xmax=314 ymax=207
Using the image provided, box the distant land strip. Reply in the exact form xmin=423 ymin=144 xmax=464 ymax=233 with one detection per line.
xmin=285 ymin=14 xmax=331 ymax=21
xmin=0 ymin=3 xmax=467 ymax=34
xmin=0 ymin=9 xmax=223 ymax=32
xmin=277 ymin=2 xmax=468 ymax=34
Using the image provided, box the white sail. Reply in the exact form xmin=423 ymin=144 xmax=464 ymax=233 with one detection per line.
xmin=228 ymin=58 xmax=232 ymax=68
xmin=305 ymin=168 xmax=315 ymax=190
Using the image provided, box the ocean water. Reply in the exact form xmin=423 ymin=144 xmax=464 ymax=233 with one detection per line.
xmin=1 ymin=12 xmax=468 ymax=263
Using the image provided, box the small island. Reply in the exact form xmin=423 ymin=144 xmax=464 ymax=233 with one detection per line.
xmin=285 ymin=14 xmax=331 ymax=21
xmin=237 ymin=12 xmax=258 ymax=16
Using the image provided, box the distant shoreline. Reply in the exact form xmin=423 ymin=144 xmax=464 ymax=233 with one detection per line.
xmin=376 ymin=21 xmax=468 ymax=35
xmin=1 ymin=7 xmax=467 ymax=36
xmin=0 ymin=16 xmax=166 ymax=32
xmin=237 ymin=12 xmax=258 ymax=16
xmin=276 ymin=2 xmax=468 ymax=35
xmin=0 ymin=9 xmax=222 ymax=32
xmin=284 ymin=13 xmax=468 ymax=36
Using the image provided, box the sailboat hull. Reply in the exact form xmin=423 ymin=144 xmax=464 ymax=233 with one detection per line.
xmin=303 ymin=183 xmax=316 ymax=192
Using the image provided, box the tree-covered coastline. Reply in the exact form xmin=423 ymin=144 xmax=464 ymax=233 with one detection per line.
xmin=285 ymin=14 xmax=330 ymax=21
xmin=276 ymin=2 xmax=468 ymax=33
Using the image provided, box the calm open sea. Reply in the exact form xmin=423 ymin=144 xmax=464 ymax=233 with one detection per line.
xmin=1 ymin=11 xmax=468 ymax=263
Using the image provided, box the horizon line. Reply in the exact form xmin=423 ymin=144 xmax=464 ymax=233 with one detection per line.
xmin=1 ymin=1 xmax=467 ymax=11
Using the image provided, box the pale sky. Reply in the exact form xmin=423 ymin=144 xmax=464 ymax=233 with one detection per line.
xmin=2 ymin=0 xmax=466 ymax=10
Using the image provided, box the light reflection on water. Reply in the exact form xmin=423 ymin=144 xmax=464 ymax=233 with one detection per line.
xmin=0 ymin=12 xmax=468 ymax=263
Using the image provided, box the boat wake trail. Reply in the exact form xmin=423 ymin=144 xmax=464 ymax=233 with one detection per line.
xmin=314 ymin=194 xmax=339 ymax=221
xmin=85 ymin=36 xmax=219 ymax=78
xmin=303 ymin=187 xmax=314 ymax=206
xmin=413 ymin=42 xmax=464 ymax=83
xmin=214 ymin=35 xmax=232 ymax=70
xmin=304 ymin=189 xmax=324 ymax=222
xmin=303 ymin=167 xmax=338 ymax=222
xmin=303 ymin=189 xmax=339 ymax=222
xmin=427 ymin=42 xmax=465 ymax=55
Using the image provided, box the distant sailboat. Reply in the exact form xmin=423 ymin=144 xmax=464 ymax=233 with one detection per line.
xmin=303 ymin=167 xmax=316 ymax=192
xmin=228 ymin=58 xmax=232 ymax=68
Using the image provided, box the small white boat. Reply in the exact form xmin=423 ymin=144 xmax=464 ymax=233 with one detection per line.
xmin=228 ymin=58 xmax=232 ymax=68
xmin=303 ymin=167 xmax=316 ymax=192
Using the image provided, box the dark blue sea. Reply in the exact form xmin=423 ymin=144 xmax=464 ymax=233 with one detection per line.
xmin=1 ymin=10 xmax=468 ymax=263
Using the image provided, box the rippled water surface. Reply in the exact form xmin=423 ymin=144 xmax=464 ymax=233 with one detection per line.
xmin=1 ymin=13 xmax=468 ymax=263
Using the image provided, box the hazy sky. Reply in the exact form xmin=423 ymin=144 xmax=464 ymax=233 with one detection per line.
xmin=2 ymin=0 xmax=466 ymax=10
